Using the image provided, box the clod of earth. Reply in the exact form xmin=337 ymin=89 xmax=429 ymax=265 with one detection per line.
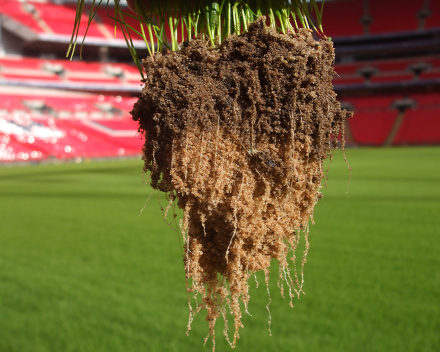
xmin=132 ymin=18 xmax=352 ymax=349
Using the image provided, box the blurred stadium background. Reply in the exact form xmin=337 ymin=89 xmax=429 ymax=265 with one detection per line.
xmin=0 ymin=0 xmax=439 ymax=163
xmin=0 ymin=1 xmax=439 ymax=352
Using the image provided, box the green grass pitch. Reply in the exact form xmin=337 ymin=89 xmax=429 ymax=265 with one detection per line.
xmin=0 ymin=147 xmax=439 ymax=352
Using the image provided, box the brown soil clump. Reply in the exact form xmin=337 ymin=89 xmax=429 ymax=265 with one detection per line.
xmin=132 ymin=18 xmax=351 ymax=348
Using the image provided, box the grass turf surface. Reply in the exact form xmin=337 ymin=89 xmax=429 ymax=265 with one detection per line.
xmin=0 ymin=147 xmax=439 ymax=352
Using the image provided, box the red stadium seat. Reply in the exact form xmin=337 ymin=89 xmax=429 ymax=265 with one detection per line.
xmin=333 ymin=62 xmax=366 ymax=76
xmin=41 ymin=96 xmax=100 ymax=113
xmin=394 ymin=108 xmax=440 ymax=144
xmin=321 ymin=0 xmax=364 ymax=37
xmin=95 ymin=119 xmax=138 ymax=130
xmin=0 ymin=133 xmax=48 ymax=162
xmin=104 ymin=95 xmax=138 ymax=113
xmin=1 ymin=72 xmax=61 ymax=82
xmin=425 ymin=0 xmax=440 ymax=29
xmin=332 ymin=76 xmax=365 ymax=85
xmin=50 ymin=60 xmax=104 ymax=73
xmin=348 ymin=110 xmax=398 ymax=145
xmin=419 ymin=70 xmax=440 ymax=79
xmin=0 ymin=93 xmax=137 ymax=118
xmin=373 ymin=59 xmax=417 ymax=73
xmin=0 ymin=94 xmax=28 ymax=110
xmin=32 ymin=2 xmax=105 ymax=37
xmin=65 ymin=76 xmax=120 ymax=84
xmin=345 ymin=96 xmax=402 ymax=111
xmin=0 ymin=114 xmax=142 ymax=160
xmin=369 ymin=0 xmax=423 ymax=34
xmin=0 ymin=0 xmax=44 ymax=33
xmin=411 ymin=92 xmax=440 ymax=108
xmin=0 ymin=57 xmax=43 ymax=70
xmin=370 ymin=73 xmax=414 ymax=83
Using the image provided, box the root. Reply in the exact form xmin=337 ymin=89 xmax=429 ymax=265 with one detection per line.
xmin=264 ymin=269 xmax=272 ymax=336
xmin=341 ymin=124 xmax=352 ymax=193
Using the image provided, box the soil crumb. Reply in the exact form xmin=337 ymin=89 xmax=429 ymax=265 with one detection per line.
xmin=132 ymin=17 xmax=352 ymax=349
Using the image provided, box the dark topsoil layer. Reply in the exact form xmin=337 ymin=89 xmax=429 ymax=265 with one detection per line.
xmin=132 ymin=18 xmax=350 ymax=193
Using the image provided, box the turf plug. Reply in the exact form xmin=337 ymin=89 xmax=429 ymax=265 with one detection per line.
xmin=70 ymin=1 xmax=352 ymax=349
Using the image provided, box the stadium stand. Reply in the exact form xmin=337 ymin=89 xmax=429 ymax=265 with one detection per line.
xmin=0 ymin=92 xmax=135 ymax=115
xmin=0 ymin=56 xmax=43 ymax=69
xmin=0 ymin=133 xmax=48 ymax=162
xmin=0 ymin=55 xmax=142 ymax=92
xmin=32 ymin=2 xmax=105 ymax=37
xmin=1 ymin=0 xmax=440 ymax=162
xmin=411 ymin=92 xmax=440 ymax=107
xmin=370 ymin=73 xmax=414 ymax=84
xmin=425 ymin=0 xmax=440 ymax=29
xmin=0 ymin=113 xmax=142 ymax=161
xmin=0 ymin=89 xmax=142 ymax=161
xmin=326 ymin=0 xmax=440 ymax=147
xmin=321 ymin=0 xmax=364 ymax=37
xmin=332 ymin=54 xmax=440 ymax=89
xmin=322 ymin=0 xmax=440 ymax=38
xmin=368 ymin=0 xmax=423 ymax=34
xmin=420 ymin=70 xmax=440 ymax=80
xmin=347 ymin=110 xmax=398 ymax=146
xmin=332 ymin=75 xmax=365 ymax=85
xmin=1 ymin=71 xmax=62 ymax=82
xmin=0 ymin=0 xmax=44 ymax=33
xmin=394 ymin=108 xmax=440 ymax=145
xmin=343 ymin=95 xmax=402 ymax=111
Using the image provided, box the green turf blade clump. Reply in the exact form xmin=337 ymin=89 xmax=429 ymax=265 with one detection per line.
xmin=68 ymin=0 xmax=326 ymax=76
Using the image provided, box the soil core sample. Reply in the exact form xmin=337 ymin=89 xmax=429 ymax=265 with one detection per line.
xmin=132 ymin=18 xmax=351 ymax=348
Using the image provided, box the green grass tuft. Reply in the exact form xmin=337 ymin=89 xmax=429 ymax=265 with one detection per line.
xmin=68 ymin=0 xmax=325 ymax=79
